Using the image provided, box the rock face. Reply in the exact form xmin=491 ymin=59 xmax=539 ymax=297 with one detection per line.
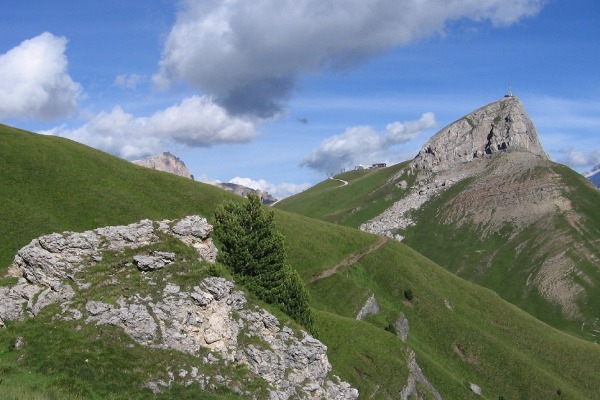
xmin=0 ymin=216 xmax=356 ymax=399
xmin=9 ymin=216 xmax=216 ymax=291
xmin=400 ymin=350 xmax=442 ymax=400
xmin=412 ymin=96 xmax=548 ymax=172
xmin=356 ymin=294 xmax=380 ymax=320
xmin=133 ymin=152 xmax=193 ymax=179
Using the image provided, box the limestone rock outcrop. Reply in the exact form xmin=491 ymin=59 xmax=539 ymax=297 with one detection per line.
xmin=0 ymin=216 xmax=356 ymax=399
xmin=10 ymin=216 xmax=216 ymax=290
xmin=362 ymin=96 xmax=551 ymax=240
xmin=133 ymin=152 xmax=193 ymax=179
xmin=356 ymin=294 xmax=380 ymax=320
xmin=412 ymin=96 xmax=548 ymax=172
xmin=400 ymin=350 xmax=442 ymax=400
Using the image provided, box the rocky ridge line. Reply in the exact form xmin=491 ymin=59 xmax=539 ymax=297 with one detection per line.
xmin=0 ymin=216 xmax=357 ymax=399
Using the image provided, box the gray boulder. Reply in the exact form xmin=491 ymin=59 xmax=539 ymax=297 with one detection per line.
xmin=168 ymin=215 xmax=218 ymax=262
xmin=134 ymin=251 xmax=176 ymax=271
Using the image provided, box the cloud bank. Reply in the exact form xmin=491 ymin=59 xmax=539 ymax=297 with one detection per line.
xmin=156 ymin=0 xmax=543 ymax=117
xmin=558 ymin=147 xmax=600 ymax=169
xmin=0 ymin=32 xmax=81 ymax=120
xmin=302 ymin=112 xmax=436 ymax=174
xmin=44 ymin=96 xmax=257 ymax=159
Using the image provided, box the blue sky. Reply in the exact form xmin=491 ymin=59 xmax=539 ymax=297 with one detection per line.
xmin=1 ymin=0 xmax=599 ymax=198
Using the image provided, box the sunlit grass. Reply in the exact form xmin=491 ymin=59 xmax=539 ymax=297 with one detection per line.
xmin=3 ymin=124 xmax=600 ymax=398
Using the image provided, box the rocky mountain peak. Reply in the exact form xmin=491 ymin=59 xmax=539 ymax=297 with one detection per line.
xmin=133 ymin=152 xmax=193 ymax=179
xmin=412 ymin=96 xmax=548 ymax=172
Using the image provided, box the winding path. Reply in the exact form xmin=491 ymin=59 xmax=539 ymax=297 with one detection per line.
xmin=309 ymin=235 xmax=389 ymax=283
xmin=329 ymin=177 xmax=348 ymax=186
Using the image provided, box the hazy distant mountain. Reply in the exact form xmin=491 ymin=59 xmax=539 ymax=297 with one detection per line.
xmin=585 ymin=164 xmax=600 ymax=187
xmin=132 ymin=152 xmax=278 ymax=203
xmin=133 ymin=152 xmax=193 ymax=179
xmin=212 ymin=181 xmax=278 ymax=205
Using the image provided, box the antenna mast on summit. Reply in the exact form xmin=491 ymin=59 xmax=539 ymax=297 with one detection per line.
xmin=508 ymin=83 xmax=513 ymax=97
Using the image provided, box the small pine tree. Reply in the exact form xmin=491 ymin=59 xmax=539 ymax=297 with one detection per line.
xmin=279 ymin=265 xmax=315 ymax=331
xmin=213 ymin=193 xmax=317 ymax=336
xmin=384 ymin=323 xmax=397 ymax=335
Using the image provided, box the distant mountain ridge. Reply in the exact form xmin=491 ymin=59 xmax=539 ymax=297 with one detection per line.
xmin=212 ymin=182 xmax=278 ymax=205
xmin=132 ymin=152 xmax=278 ymax=203
xmin=385 ymin=97 xmax=600 ymax=339
xmin=364 ymin=96 xmax=552 ymax=239
xmin=585 ymin=163 xmax=600 ymax=187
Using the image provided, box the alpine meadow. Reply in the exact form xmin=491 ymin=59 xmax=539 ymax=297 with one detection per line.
xmin=2 ymin=95 xmax=600 ymax=399
xmin=2 ymin=1 xmax=600 ymax=399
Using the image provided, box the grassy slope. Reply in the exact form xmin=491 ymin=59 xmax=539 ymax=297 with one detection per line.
xmin=309 ymin=241 xmax=600 ymax=399
xmin=0 ymin=124 xmax=239 ymax=270
xmin=275 ymin=162 xmax=413 ymax=227
xmin=2 ymin=125 xmax=600 ymax=398
xmin=401 ymin=162 xmax=600 ymax=340
xmin=278 ymin=154 xmax=600 ymax=341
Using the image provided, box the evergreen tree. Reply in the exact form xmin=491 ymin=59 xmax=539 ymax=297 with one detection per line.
xmin=279 ymin=265 xmax=315 ymax=331
xmin=213 ymin=193 xmax=317 ymax=335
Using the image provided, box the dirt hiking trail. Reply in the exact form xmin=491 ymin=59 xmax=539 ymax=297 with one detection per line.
xmin=309 ymin=236 xmax=389 ymax=283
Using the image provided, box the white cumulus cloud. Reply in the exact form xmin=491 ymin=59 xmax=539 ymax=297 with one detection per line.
xmin=301 ymin=112 xmax=436 ymax=174
xmin=229 ymin=177 xmax=311 ymax=199
xmin=44 ymin=96 xmax=258 ymax=159
xmin=155 ymin=0 xmax=543 ymax=117
xmin=558 ymin=147 xmax=600 ymax=169
xmin=0 ymin=32 xmax=81 ymax=120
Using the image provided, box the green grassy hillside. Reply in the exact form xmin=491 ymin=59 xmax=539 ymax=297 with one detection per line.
xmin=2 ymin=124 xmax=600 ymax=399
xmin=0 ymin=124 xmax=239 ymax=270
xmin=401 ymin=161 xmax=600 ymax=340
xmin=309 ymin=240 xmax=600 ymax=399
xmin=275 ymin=162 xmax=413 ymax=227
xmin=276 ymin=153 xmax=600 ymax=342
